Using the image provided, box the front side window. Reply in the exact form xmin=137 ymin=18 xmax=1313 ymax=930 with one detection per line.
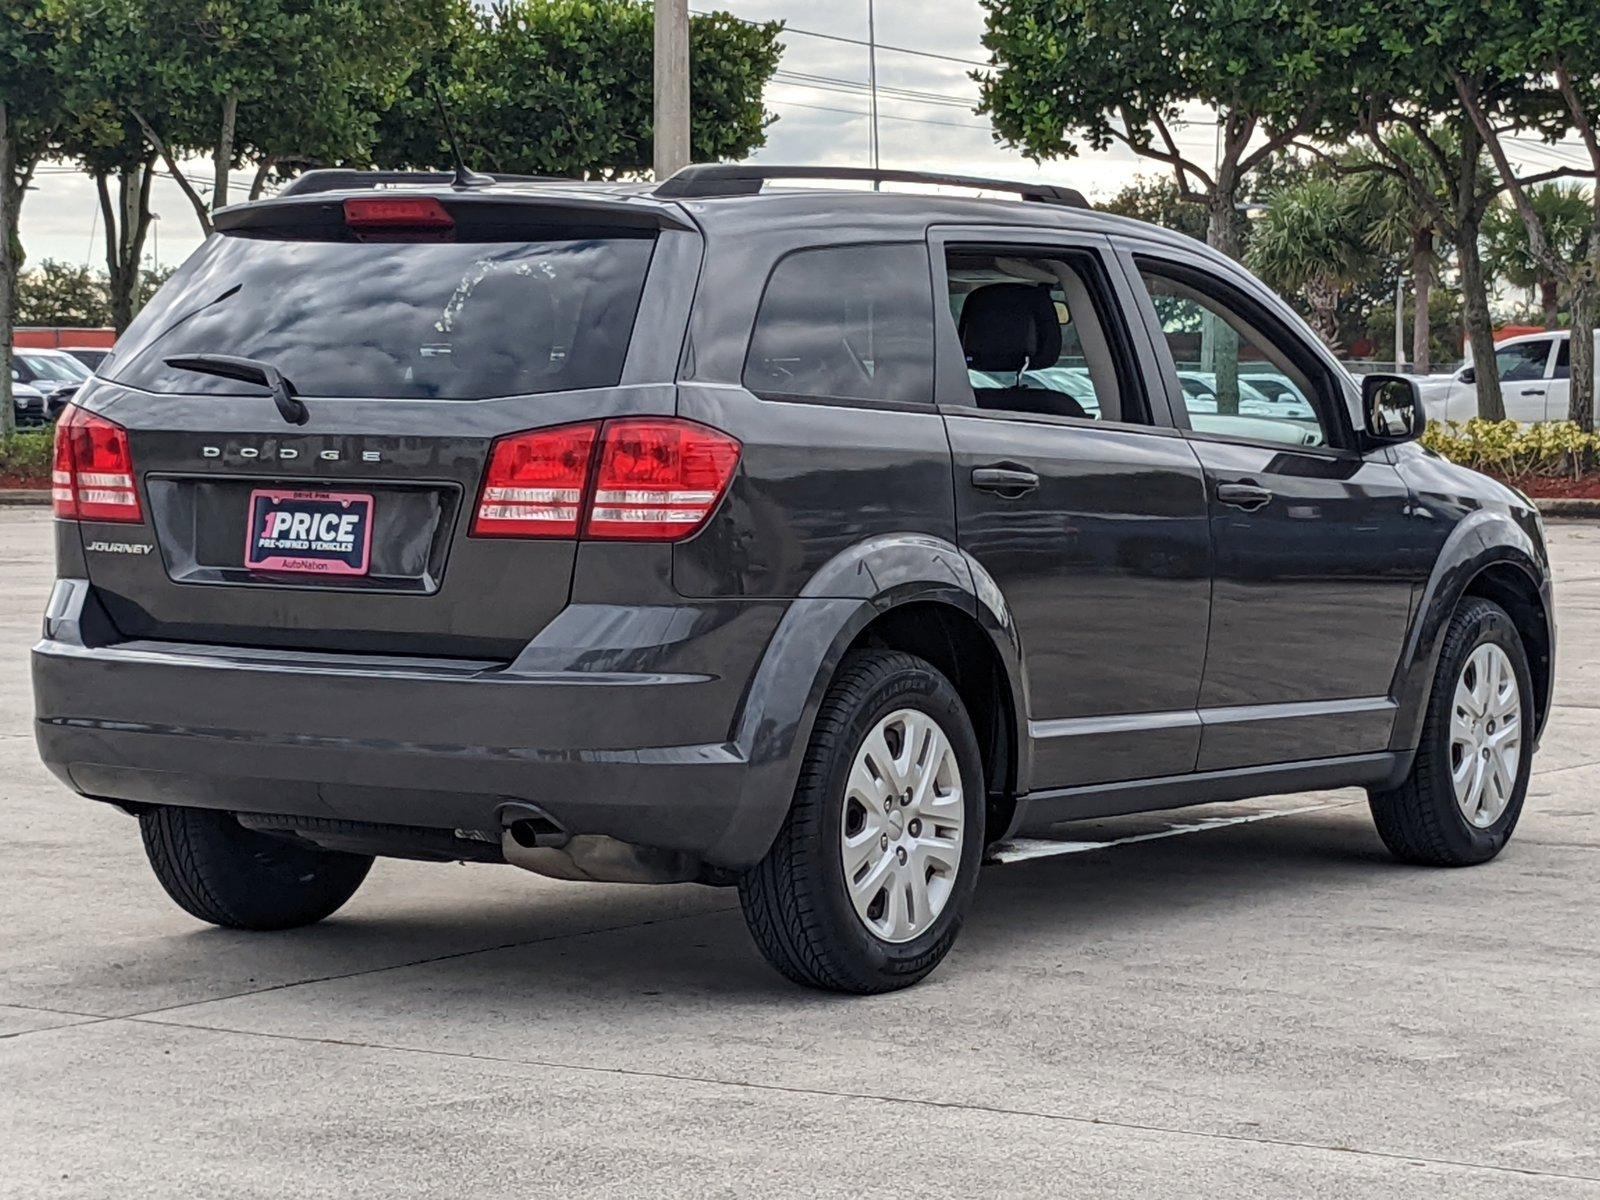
xmin=943 ymin=247 xmax=1143 ymax=424
xmin=743 ymin=243 xmax=934 ymax=404
xmin=1495 ymin=340 xmax=1552 ymax=382
xmin=1553 ymin=339 xmax=1570 ymax=381
xmin=1138 ymin=264 xmax=1330 ymax=449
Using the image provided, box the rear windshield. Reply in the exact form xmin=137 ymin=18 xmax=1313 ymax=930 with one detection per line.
xmin=107 ymin=230 xmax=655 ymax=399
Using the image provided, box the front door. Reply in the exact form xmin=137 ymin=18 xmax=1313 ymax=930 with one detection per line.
xmin=933 ymin=232 xmax=1212 ymax=791
xmin=1126 ymin=252 xmax=1424 ymax=772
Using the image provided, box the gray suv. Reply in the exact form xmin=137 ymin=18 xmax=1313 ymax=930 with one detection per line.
xmin=32 ymin=165 xmax=1555 ymax=993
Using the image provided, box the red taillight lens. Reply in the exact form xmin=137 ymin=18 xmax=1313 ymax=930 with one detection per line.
xmin=53 ymin=406 xmax=143 ymax=524
xmin=472 ymin=422 xmax=600 ymax=538
xmin=586 ymin=419 xmax=741 ymax=541
xmin=343 ymin=196 xmax=454 ymax=232
xmin=470 ymin=418 xmax=741 ymax=542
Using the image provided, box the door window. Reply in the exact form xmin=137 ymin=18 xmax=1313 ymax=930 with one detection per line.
xmin=1495 ymin=339 xmax=1552 ymax=382
xmin=1137 ymin=264 xmax=1331 ymax=449
xmin=943 ymin=247 xmax=1144 ymax=424
xmin=1553 ymin=339 xmax=1570 ymax=380
xmin=743 ymin=243 xmax=934 ymax=404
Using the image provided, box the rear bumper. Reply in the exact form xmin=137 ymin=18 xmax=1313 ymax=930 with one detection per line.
xmin=32 ymin=580 xmax=839 ymax=874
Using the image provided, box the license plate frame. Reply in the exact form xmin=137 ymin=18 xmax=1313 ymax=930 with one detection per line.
xmin=245 ymin=488 xmax=375 ymax=577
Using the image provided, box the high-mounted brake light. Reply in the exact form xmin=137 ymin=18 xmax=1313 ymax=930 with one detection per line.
xmin=53 ymin=405 xmax=143 ymax=523
xmin=585 ymin=419 xmax=741 ymax=541
xmin=472 ymin=422 xmax=600 ymax=538
xmin=343 ymin=196 xmax=454 ymax=232
xmin=470 ymin=418 xmax=740 ymax=542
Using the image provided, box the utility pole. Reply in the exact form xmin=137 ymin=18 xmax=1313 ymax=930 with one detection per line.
xmin=1395 ymin=277 xmax=1407 ymax=372
xmin=653 ymin=0 xmax=690 ymax=181
xmin=867 ymin=0 xmax=880 ymax=180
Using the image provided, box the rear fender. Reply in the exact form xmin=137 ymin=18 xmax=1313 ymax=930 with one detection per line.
xmin=704 ymin=533 xmax=1029 ymax=868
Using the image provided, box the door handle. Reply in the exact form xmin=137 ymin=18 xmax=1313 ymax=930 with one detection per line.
xmin=1216 ymin=481 xmax=1272 ymax=511
xmin=1524 ymin=388 xmax=1546 ymax=396
xmin=971 ymin=466 xmax=1040 ymax=497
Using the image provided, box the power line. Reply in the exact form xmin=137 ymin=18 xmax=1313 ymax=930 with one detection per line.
xmin=691 ymin=7 xmax=991 ymax=69
xmin=769 ymin=96 xmax=993 ymax=133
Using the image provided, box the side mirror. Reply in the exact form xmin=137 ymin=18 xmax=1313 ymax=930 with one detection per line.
xmin=1362 ymin=373 xmax=1425 ymax=444
xmin=1459 ymin=366 xmax=1476 ymax=384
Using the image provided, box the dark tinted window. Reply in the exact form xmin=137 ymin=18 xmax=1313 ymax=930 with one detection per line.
xmin=1554 ymin=338 xmax=1570 ymax=379
xmin=744 ymin=243 xmax=933 ymax=404
xmin=1494 ymin=339 xmax=1550 ymax=382
xmin=108 ymin=231 xmax=655 ymax=399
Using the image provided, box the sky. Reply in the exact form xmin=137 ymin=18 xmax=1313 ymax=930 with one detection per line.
xmin=16 ymin=0 xmax=1596 ymax=273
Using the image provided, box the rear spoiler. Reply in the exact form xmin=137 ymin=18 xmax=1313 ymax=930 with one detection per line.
xmin=213 ymin=189 xmax=696 ymax=235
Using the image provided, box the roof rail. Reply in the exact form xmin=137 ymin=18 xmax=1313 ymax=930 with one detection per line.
xmin=278 ymin=169 xmax=570 ymax=197
xmin=653 ymin=164 xmax=1090 ymax=208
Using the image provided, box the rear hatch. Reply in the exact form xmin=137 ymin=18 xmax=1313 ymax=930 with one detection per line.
xmin=71 ymin=191 xmax=678 ymax=660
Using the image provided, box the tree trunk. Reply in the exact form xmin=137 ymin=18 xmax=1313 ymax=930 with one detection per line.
xmin=0 ymin=102 xmax=16 ymax=441
xmin=1457 ymin=228 xmax=1505 ymax=421
xmin=1569 ymin=257 xmax=1598 ymax=433
xmin=1541 ymin=278 xmax=1561 ymax=330
xmin=1412 ymin=229 xmax=1433 ymax=374
xmin=214 ymin=93 xmax=238 ymax=211
xmin=1204 ymin=195 xmax=1242 ymax=413
xmin=98 ymin=161 xmax=156 ymax=333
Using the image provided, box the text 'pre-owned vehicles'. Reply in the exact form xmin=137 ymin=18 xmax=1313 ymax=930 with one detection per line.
xmin=33 ymin=165 xmax=1555 ymax=993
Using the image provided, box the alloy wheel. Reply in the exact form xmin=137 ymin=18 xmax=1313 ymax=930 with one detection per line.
xmin=1449 ymin=642 xmax=1522 ymax=829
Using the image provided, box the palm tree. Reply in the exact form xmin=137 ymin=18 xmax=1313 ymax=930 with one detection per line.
xmin=1484 ymin=183 xmax=1594 ymax=329
xmin=1247 ymin=175 xmax=1375 ymax=352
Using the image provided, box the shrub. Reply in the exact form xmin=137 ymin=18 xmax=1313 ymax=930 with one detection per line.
xmin=0 ymin=430 xmax=54 ymax=484
xmin=1422 ymin=419 xmax=1600 ymax=481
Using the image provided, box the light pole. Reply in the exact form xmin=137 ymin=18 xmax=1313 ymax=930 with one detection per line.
xmin=653 ymin=0 xmax=690 ymax=180
xmin=867 ymin=0 xmax=880 ymax=180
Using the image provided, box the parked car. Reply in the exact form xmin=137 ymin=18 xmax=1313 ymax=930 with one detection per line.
xmin=58 ymin=346 xmax=113 ymax=374
xmin=1418 ymin=329 xmax=1597 ymax=425
xmin=33 ymin=165 xmax=1554 ymax=993
xmin=11 ymin=348 xmax=91 ymax=420
xmin=10 ymin=381 xmax=49 ymax=427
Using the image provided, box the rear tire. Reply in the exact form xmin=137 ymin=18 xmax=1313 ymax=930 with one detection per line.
xmin=1369 ymin=597 xmax=1533 ymax=866
xmin=738 ymin=650 xmax=986 ymax=993
xmin=139 ymin=806 xmax=372 ymax=930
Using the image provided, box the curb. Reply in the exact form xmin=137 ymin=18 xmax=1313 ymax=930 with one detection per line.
xmin=0 ymin=489 xmax=49 ymax=507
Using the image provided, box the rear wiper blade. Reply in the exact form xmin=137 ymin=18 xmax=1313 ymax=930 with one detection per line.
xmin=164 ymin=353 xmax=309 ymax=426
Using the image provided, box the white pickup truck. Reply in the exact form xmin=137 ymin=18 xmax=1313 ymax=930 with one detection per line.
xmin=1419 ymin=329 xmax=1598 ymax=424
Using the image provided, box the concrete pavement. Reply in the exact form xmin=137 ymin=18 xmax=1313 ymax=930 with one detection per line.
xmin=2 ymin=506 xmax=1597 ymax=1197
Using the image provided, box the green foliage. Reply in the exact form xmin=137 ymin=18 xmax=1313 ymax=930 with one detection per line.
xmin=1422 ymin=419 xmax=1600 ymax=481
xmin=1484 ymin=184 xmax=1593 ymax=318
xmin=0 ymin=427 xmax=52 ymax=479
xmin=14 ymin=259 xmax=172 ymax=326
xmin=371 ymin=0 xmax=783 ymax=179
xmin=1247 ymin=173 xmax=1375 ymax=347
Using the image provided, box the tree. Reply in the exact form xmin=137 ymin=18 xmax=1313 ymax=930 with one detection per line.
xmin=1248 ymin=174 xmax=1376 ymax=351
xmin=1484 ymin=184 xmax=1592 ymax=329
xmin=0 ymin=0 xmax=64 ymax=439
xmin=15 ymin=260 xmax=112 ymax=326
xmin=976 ymin=0 xmax=1356 ymax=258
xmin=68 ymin=0 xmax=436 ymax=236
xmin=1345 ymin=129 xmax=1452 ymax=373
xmin=371 ymin=0 xmax=782 ymax=179
xmin=1100 ymin=176 xmax=1211 ymax=243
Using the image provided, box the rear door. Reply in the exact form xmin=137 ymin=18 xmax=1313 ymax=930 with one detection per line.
xmin=1494 ymin=336 xmax=1557 ymax=423
xmin=1122 ymin=247 xmax=1422 ymax=771
xmin=933 ymin=228 xmax=1212 ymax=790
xmin=72 ymin=193 xmax=694 ymax=660
xmin=1547 ymin=336 xmax=1572 ymax=422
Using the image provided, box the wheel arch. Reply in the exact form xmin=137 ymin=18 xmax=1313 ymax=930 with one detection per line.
xmin=705 ymin=534 xmax=1031 ymax=868
xmin=1390 ymin=512 xmax=1554 ymax=752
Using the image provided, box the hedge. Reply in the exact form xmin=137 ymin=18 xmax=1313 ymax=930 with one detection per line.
xmin=1421 ymin=419 xmax=1600 ymax=481
xmin=0 ymin=430 xmax=52 ymax=483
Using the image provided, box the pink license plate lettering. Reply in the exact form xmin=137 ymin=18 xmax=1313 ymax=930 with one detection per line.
xmin=245 ymin=489 xmax=374 ymax=577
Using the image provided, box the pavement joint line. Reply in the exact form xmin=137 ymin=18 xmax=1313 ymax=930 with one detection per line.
xmin=0 ymin=1015 xmax=120 ymax=1042
xmin=119 ymin=1013 xmax=1600 ymax=1186
xmin=1532 ymin=758 xmax=1600 ymax=777
xmin=113 ymin=903 xmax=743 ymax=1023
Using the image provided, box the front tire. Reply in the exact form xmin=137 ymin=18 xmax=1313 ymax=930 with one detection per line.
xmin=140 ymin=806 xmax=373 ymax=930
xmin=738 ymin=650 xmax=986 ymax=993
xmin=1369 ymin=597 xmax=1533 ymax=866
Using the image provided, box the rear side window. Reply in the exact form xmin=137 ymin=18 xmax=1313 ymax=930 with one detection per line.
xmin=743 ymin=243 xmax=933 ymax=404
xmin=107 ymin=230 xmax=655 ymax=399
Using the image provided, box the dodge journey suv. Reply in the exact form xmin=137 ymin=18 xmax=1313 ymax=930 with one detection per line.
xmin=33 ymin=165 xmax=1555 ymax=993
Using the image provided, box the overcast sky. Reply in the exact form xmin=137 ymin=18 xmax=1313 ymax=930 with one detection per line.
xmin=17 ymin=0 xmax=1592 ymax=272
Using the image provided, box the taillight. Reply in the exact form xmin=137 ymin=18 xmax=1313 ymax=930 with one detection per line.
xmin=470 ymin=418 xmax=740 ymax=542
xmin=53 ymin=406 xmax=143 ymax=524
xmin=472 ymin=422 xmax=599 ymax=538
xmin=586 ymin=419 xmax=741 ymax=541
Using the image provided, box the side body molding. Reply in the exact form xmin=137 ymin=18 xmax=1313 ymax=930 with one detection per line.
xmin=1387 ymin=506 xmax=1554 ymax=753
xmin=703 ymin=533 xmax=1031 ymax=867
